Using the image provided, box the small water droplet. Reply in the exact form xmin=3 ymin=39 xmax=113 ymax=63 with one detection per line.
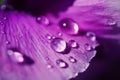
xmin=3 ymin=16 xmax=7 ymax=20
xmin=46 ymin=34 xmax=52 ymax=40
xmin=6 ymin=41 xmax=10 ymax=44
xmin=68 ymin=40 xmax=79 ymax=48
xmin=86 ymin=32 xmax=96 ymax=41
xmin=107 ymin=19 xmax=116 ymax=26
xmin=69 ymin=56 xmax=77 ymax=63
xmin=56 ymin=59 xmax=68 ymax=68
xmin=50 ymin=38 xmax=67 ymax=53
xmin=37 ymin=16 xmax=49 ymax=25
xmin=0 ymin=4 xmax=13 ymax=10
xmin=59 ymin=18 xmax=79 ymax=35
xmin=7 ymin=49 xmax=24 ymax=63
xmin=84 ymin=43 xmax=93 ymax=51
xmin=47 ymin=64 xmax=53 ymax=69
xmin=58 ymin=32 xmax=62 ymax=36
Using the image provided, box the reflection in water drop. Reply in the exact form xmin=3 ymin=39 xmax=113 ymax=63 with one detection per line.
xmin=37 ymin=16 xmax=49 ymax=25
xmin=50 ymin=38 xmax=67 ymax=53
xmin=56 ymin=59 xmax=68 ymax=68
xmin=59 ymin=18 xmax=79 ymax=35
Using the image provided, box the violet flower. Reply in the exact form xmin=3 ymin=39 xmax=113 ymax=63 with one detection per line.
xmin=0 ymin=0 xmax=120 ymax=80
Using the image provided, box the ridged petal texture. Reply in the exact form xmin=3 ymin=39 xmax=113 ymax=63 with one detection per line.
xmin=0 ymin=0 xmax=120 ymax=79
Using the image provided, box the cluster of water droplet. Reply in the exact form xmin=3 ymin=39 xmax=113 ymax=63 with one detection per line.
xmin=42 ymin=17 xmax=98 ymax=70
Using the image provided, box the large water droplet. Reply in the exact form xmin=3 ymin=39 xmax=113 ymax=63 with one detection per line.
xmin=68 ymin=40 xmax=79 ymax=48
xmin=37 ymin=16 xmax=49 ymax=25
xmin=56 ymin=59 xmax=68 ymax=68
xmin=7 ymin=49 xmax=34 ymax=65
xmin=50 ymin=38 xmax=67 ymax=53
xmin=7 ymin=49 xmax=24 ymax=63
xmin=59 ymin=18 xmax=79 ymax=35
xmin=86 ymin=32 xmax=96 ymax=41
xmin=69 ymin=56 xmax=77 ymax=63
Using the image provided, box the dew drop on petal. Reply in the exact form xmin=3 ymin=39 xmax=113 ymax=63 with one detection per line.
xmin=107 ymin=19 xmax=117 ymax=26
xmin=50 ymin=38 xmax=67 ymax=53
xmin=68 ymin=40 xmax=79 ymax=48
xmin=58 ymin=32 xmax=62 ymax=37
xmin=86 ymin=32 xmax=96 ymax=41
xmin=37 ymin=16 xmax=49 ymax=25
xmin=59 ymin=18 xmax=79 ymax=35
xmin=84 ymin=43 xmax=93 ymax=51
xmin=7 ymin=49 xmax=24 ymax=63
xmin=56 ymin=59 xmax=68 ymax=68
xmin=46 ymin=34 xmax=52 ymax=40
xmin=68 ymin=56 xmax=77 ymax=63
xmin=7 ymin=49 xmax=34 ymax=65
xmin=47 ymin=64 xmax=53 ymax=69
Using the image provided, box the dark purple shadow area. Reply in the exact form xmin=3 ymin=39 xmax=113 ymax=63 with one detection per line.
xmin=8 ymin=0 xmax=74 ymax=16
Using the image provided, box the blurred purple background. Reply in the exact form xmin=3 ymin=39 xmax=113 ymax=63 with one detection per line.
xmin=6 ymin=0 xmax=120 ymax=80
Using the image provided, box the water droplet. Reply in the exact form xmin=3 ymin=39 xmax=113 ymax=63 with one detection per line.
xmin=7 ymin=49 xmax=24 ymax=63
xmin=84 ymin=43 xmax=93 ymax=51
xmin=56 ymin=59 xmax=68 ymax=68
xmin=58 ymin=32 xmax=62 ymax=36
xmin=107 ymin=19 xmax=116 ymax=26
xmin=46 ymin=34 xmax=52 ymax=40
xmin=59 ymin=18 xmax=79 ymax=35
xmin=3 ymin=16 xmax=7 ymax=20
xmin=47 ymin=64 xmax=53 ymax=69
xmin=37 ymin=16 xmax=49 ymax=25
xmin=7 ymin=49 xmax=34 ymax=65
xmin=86 ymin=32 xmax=96 ymax=41
xmin=6 ymin=41 xmax=10 ymax=44
xmin=68 ymin=40 xmax=79 ymax=48
xmin=69 ymin=56 xmax=77 ymax=63
xmin=50 ymin=38 xmax=67 ymax=53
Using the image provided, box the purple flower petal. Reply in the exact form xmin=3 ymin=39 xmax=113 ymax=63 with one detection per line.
xmin=0 ymin=9 xmax=99 ymax=80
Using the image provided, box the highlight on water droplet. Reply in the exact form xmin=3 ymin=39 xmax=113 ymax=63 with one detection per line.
xmin=68 ymin=40 xmax=79 ymax=48
xmin=50 ymin=37 xmax=67 ymax=53
xmin=56 ymin=59 xmax=68 ymax=68
xmin=86 ymin=32 xmax=96 ymax=41
xmin=59 ymin=18 xmax=79 ymax=35
xmin=37 ymin=16 xmax=49 ymax=25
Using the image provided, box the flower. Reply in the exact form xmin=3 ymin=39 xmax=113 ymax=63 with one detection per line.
xmin=0 ymin=0 xmax=120 ymax=80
